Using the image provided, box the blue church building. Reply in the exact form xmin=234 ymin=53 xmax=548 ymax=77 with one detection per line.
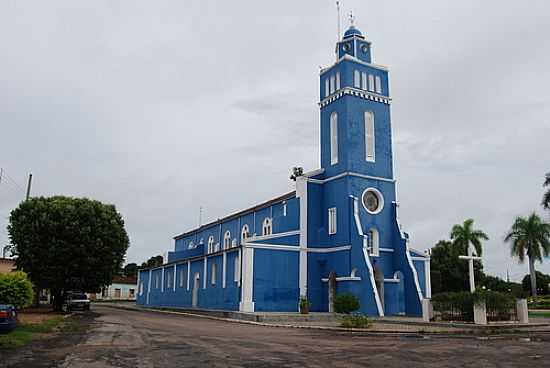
xmin=137 ymin=22 xmax=431 ymax=316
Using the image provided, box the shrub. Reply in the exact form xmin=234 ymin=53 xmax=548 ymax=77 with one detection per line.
xmin=0 ymin=271 xmax=34 ymax=309
xmin=341 ymin=314 xmax=370 ymax=328
xmin=527 ymin=295 xmax=550 ymax=310
xmin=334 ymin=293 xmax=360 ymax=314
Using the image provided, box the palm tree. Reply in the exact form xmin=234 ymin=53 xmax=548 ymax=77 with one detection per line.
xmin=450 ymin=219 xmax=489 ymax=257
xmin=543 ymin=172 xmax=550 ymax=210
xmin=505 ymin=213 xmax=550 ymax=296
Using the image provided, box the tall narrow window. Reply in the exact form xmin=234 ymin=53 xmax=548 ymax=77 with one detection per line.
xmin=241 ymin=224 xmax=250 ymax=244
xmin=330 ymin=75 xmax=335 ymax=94
xmin=328 ymin=207 xmax=337 ymax=235
xmin=208 ymin=236 xmax=214 ymax=254
xmin=179 ymin=268 xmax=184 ymax=287
xmin=223 ymin=231 xmax=231 ymax=250
xmin=234 ymin=255 xmax=240 ymax=282
xmin=262 ymin=218 xmax=272 ymax=236
xmin=283 ymin=201 xmax=287 ymax=216
xmin=325 ymin=78 xmax=330 ymax=97
xmin=368 ymin=74 xmax=375 ymax=92
xmin=354 ymin=70 xmax=360 ymax=88
xmin=330 ymin=112 xmax=338 ymax=165
xmin=375 ymin=76 xmax=382 ymax=94
xmin=365 ymin=111 xmax=375 ymax=162
xmin=361 ymin=72 xmax=367 ymax=90
xmin=336 ymin=72 xmax=340 ymax=90
xmin=166 ymin=271 xmax=172 ymax=289
xmin=211 ymin=263 xmax=217 ymax=285
xmin=368 ymin=229 xmax=380 ymax=256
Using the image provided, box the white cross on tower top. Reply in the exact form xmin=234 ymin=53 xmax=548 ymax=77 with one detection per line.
xmin=348 ymin=11 xmax=355 ymax=26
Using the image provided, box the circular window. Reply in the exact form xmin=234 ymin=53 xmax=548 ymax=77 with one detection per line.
xmin=362 ymin=188 xmax=384 ymax=214
xmin=342 ymin=43 xmax=350 ymax=52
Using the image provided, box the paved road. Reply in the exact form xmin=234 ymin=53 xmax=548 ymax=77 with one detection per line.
xmin=5 ymin=305 xmax=550 ymax=367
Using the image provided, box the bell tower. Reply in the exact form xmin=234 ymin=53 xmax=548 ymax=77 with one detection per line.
xmin=319 ymin=21 xmax=393 ymax=180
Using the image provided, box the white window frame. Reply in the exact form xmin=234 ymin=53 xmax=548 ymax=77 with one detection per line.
xmin=330 ymin=75 xmax=335 ymax=94
xmin=361 ymin=72 xmax=367 ymax=90
xmin=368 ymin=228 xmax=380 ymax=256
xmin=336 ymin=72 xmax=340 ymax=90
xmin=325 ymin=78 xmax=330 ymax=97
xmin=207 ymin=236 xmax=215 ymax=254
xmin=234 ymin=255 xmax=240 ymax=282
xmin=330 ymin=112 xmax=338 ymax=165
xmin=375 ymin=76 xmax=382 ymax=94
xmin=328 ymin=207 xmax=337 ymax=235
xmin=241 ymin=224 xmax=250 ymax=244
xmin=354 ymin=70 xmax=361 ymax=88
xmin=368 ymin=74 xmax=375 ymax=92
xmin=365 ymin=111 xmax=375 ymax=162
xmin=211 ymin=263 xmax=217 ymax=285
xmin=262 ymin=217 xmax=272 ymax=236
xmin=223 ymin=231 xmax=231 ymax=250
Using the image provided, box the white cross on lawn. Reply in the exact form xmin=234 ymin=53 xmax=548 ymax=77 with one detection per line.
xmin=458 ymin=246 xmax=482 ymax=293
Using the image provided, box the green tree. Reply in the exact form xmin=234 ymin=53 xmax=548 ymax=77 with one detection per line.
xmin=122 ymin=263 xmax=138 ymax=278
xmin=0 ymin=271 xmax=34 ymax=309
xmin=8 ymin=196 xmax=129 ymax=310
xmin=141 ymin=255 xmax=163 ymax=269
xmin=522 ymin=271 xmax=550 ymax=295
xmin=450 ymin=219 xmax=489 ymax=257
xmin=543 ymin=172 xmax=550 ymax=210
xmin=505 ymin=213 xmax=550 ymax=296
xmin=430 ymin=240 xmax=485 ymax=294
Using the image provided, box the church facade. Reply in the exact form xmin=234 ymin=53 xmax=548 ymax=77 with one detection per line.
xmin=137 ymin=23 xmax=430 ymax=316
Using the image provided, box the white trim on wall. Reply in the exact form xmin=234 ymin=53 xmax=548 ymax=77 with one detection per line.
xmin=249 ymin=230 xmax=300 ymax=242
xmin=222 ymin=252 xmax=227 ymax=289
xmin=161 ymin=267 xmax=165 ymax=293
xmin=306 ymin=171 xmax=395 ymax=185
xmin=173 ymin=264 xmax=176 ymax=292
xmin=146 ymin=269 xmax=152 ymax=305
xmin=203 ymin=257 xmax=207 ymax=289
xmin=186 ymin=260 xmax=191 ymax=291
xmin=239 ymin=247 xmax=255 ymax=312
xmin=425 ymin=258 xmax=432 ymax=298
xmin=296 ymin=176 xmax=308 ymax=298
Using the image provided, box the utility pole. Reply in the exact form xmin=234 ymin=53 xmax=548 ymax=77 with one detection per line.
xmin=25 ymin=173 xmax=32 ymax=200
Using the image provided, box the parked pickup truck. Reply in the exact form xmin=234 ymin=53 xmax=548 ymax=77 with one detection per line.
xmin=66 ymin=293 xmax=91 ymax=311
xmin=0 ymin=304 xmax=17 ymax=334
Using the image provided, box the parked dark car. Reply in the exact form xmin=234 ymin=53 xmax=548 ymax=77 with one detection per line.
xmin=0 ymin=304 xmax=17 ymax=334
xmin=66 ymin=293 xmax=91 ymax=311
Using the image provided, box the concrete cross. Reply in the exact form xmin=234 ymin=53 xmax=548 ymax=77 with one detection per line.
xmin=459 ymin=246 xmax=482 ymax=293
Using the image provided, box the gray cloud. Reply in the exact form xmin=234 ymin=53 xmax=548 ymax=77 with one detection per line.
xmin=1 ymin=0 xmax=549 ymax=281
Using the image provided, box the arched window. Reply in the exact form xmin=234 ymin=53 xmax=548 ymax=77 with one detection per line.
xmin=262 ymin=218 xmax=273 ymax=236
xmin=207 ymin=236 xmax=215 ymax=254
xmin=365 ymin=111 xmax=375 ymax=162
xmin=211 ymin=263 xmax=217 ymax=285
xmin=361 ymin=72 xmax=367 ymax=90
xmin=241 ymin=224 xmax=250 ymax=244
xmin=368 ymin=74 xmax=375 ymax=92
xmin=325 ymin=78 xmax=330 ymax=97
xmin=166 ymin=271 xmax=172 ymax=289
xmin=234 ymin=255 xmax=240 ymax=282
xmin=367 ymin=228 xmax=380 ymax=257
xmin=223 ymin=231 xmax=231 ymax=250
xmin=336 ymin=72 xmax=340 ymax=90
xmin=330 ymin=75 xmax=335 ymax=94
xmin=330 ymin=112 xmax=338 ymax=165
xmin=188 ymin=241 xmax=194 ymax=249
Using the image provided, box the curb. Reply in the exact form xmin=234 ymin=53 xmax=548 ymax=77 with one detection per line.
xmin=98 ymin=303 xmax=547 ymax=339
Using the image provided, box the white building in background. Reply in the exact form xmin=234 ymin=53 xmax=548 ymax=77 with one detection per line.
xmin=89 ymin=276 xmax=137 ymax=301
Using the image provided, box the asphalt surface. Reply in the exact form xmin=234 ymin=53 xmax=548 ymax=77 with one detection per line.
xmin=2 ymin=305 xmax=550 ymax=367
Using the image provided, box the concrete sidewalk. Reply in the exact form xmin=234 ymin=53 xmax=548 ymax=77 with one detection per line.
xmin=97 ymin=302 xmax=550 ymax=335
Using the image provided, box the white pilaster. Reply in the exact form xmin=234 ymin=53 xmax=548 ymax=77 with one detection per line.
xmin=296 ymin=176 xmax=308 ymax=298
xmin=146 ymin=269 xmax=152 ymax=305
xmin=161 ymin=267 xmax=165 ymax=293
xmin=424 ymin=258 xmax=431 ymax=298
xmin=203 ymin=257 xmax=207 ymax=289
xmin=173 ymin=264 xmax=177 ymax=292
xmin=186 ymin=260 xmax=190 ymax=291
xmin=137 ymin=270 xmax=141 ymax=298
xmin=222 ymin=252 xmax=227 ymax=289
xmin=239 ymin=245 xmax=255 ymax=312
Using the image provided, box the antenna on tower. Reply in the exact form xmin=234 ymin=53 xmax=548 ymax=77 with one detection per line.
xmin=336 ymin=1 xmax=341 ymax=40
xmin=348 ymin=10 xmax=355 ymax=26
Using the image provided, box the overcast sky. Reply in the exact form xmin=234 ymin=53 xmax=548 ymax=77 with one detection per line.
xmin=1 ymin=1 xmax=549 ymax=282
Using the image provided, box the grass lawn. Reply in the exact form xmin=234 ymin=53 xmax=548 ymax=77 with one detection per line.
xmin=0 ymin=315 xmax=66 ymax=349
xmin=528 ymin=310 xmax=550 ymax=318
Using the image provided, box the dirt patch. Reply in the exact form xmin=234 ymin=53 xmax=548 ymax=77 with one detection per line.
xmin=17 ymin=308 xmax=64 ymax=325
xmin=0 ymin=312 xmax=97 ymax=368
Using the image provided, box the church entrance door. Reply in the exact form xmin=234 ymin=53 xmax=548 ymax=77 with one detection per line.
xmin=192 ymin=272 xmax=200 ymax=308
